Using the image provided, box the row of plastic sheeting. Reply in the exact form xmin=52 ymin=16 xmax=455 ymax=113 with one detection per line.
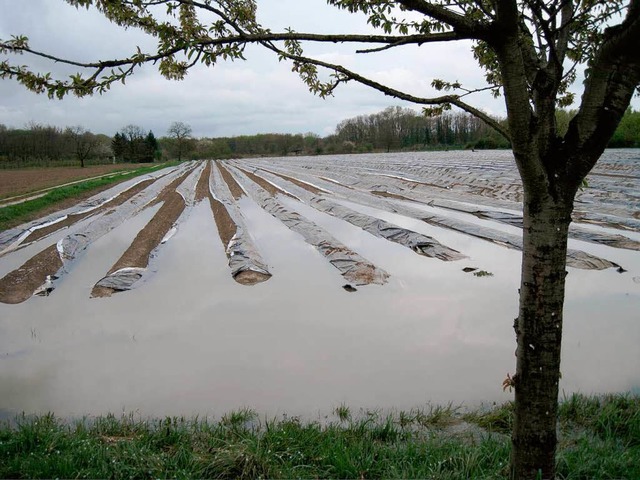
xmin=91 ymin=163 xmax=203 ymax=294
xmin=0 ymin=163 xmax=195 ymax=303
xmin=236 ymin=163 xmax=465 ymax=262
xmin=225 ymin=165 xmax=388 ymax=286
xmin=243 ymin=162 xmax=621 ymax=271
xmin=0 ymin=166 xmax=180 ymax=256
xmin=210 ymin=162 xmax=272 ymax=283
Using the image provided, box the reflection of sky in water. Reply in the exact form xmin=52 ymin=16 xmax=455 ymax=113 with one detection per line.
xmin=0 ymin=164 xmax=638 ymax=420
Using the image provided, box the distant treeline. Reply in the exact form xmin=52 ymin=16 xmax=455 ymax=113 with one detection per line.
xmin=1 ymin=107 xmax=638 ymax=167
xmin=0 ymin=123 xmax=113 ymax=168
xmin=183 ymin=107 xmax=640 ymax=159
xmin=185 ymin=107 xmax=509 ymax=160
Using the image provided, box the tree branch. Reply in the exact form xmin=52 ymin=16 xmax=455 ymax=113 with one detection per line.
xmin=564 ymin=0 xmax=640 ymax=182
xmin=396 ymin=0 xmax=492 ymax=38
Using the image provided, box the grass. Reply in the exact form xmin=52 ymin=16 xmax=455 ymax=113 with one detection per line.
xmin=0 ymin=394 xmax=637 ymax=479
xmin=0 ymin=162 xmax=178 ymax=231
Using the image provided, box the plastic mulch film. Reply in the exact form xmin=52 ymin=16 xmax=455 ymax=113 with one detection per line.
xmin=244 ymin=163 xmax=620 ymax=271
xmin=0 ymin=166 xmax=178 ymax=255
xmin=225 ymin=165 xmax=389 ymax=286
xmin=176 ymin=161 xmax=206 ymax=206
xmin=210 ymin=162 xmax=272 ymax=283
xmin=242 ymin=152 xmax=639 ymax=232
xmin=419 ymin=213 xmax=620 ymax=270
xmin=92 ymin=163 xmax=203 ymax=294
xmin=0 ymin=163 xmax=194 ymax=303
xmin=416 ymin=200 xmax=640 ymax=251
xmin=238 ymin=165 xmax=466 ymax=262
xmin=58 ymin=163 xmax=194 ymax=262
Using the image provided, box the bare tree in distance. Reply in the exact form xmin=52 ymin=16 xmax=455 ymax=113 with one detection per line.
xmin=1 ymin=1 xmax=639 ymax=478
xmin=167 ymin=121 xmax=193 ymax=161
xmin=66 ymin=125 xmax=97 ymax=168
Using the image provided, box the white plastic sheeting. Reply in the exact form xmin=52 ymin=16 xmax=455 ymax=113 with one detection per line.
xmin=210 ymin=162 xmax=271 ymax=282
xmin=90 ymin=163 xmax=202 ymax=293
xmin=226 ymin=165 xmax=388 ymax=286
xmin=0 ymin=166 xmax=178 ymax=256
xmin=28 ymin=163 xmax=194 ymax=299
xmin=243 ymin=162 xmax=620 ymax=271
xmin=235 ymin=164 xmax=465 ymax=262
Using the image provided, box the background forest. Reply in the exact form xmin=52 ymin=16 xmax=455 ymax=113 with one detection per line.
xmin=1 ymin=106 xmax=638 ymax=168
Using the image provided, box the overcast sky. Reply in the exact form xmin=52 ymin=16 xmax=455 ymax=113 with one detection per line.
xmin=1 ymin=1 xmax=636 ymax=139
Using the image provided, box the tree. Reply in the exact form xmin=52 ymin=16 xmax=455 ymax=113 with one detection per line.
xmin=111 ymin=132 xmax=127 ymax=162
xmin=1 ymin=2 xmax=638 ymax=478
xmin=118 ymin=124 xmax=149 ymax=162
xmin=609 ymin=107 xmax=640 ymax=147
xmin=66 ymin=125 xmax=97 ymax=168
xmin=143 ymin=130 xmax=159 ymax=162
xmin=167 ymin=121 xmax=192 ymax=161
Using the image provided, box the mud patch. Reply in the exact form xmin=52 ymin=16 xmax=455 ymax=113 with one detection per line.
xmin=0 ymin=245 xmax=63 ymax=304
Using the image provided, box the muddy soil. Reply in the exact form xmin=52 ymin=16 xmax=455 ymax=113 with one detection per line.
xmin=0 ymin=244 xmax=62 ymax=304
xmin=90 ymin=166 xmax=197 ymax=298
xmin=217 ymin=163 xmax=246 ymax=199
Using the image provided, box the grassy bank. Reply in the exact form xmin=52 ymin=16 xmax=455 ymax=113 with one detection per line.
xmin=0 ymin=162 xmax=178 ymax=231
xmin=0 ymin=394 xmax=637 ymax=479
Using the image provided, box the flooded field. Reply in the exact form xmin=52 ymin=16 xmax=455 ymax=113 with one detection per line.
xmin=0 ymin=150 xmax=638 ymax=419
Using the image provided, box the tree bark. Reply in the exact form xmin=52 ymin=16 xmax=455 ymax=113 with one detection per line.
xmin=510 ymin=182 xmax=574 ymax=480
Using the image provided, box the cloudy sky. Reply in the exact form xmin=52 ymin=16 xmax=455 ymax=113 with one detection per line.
xmin=0 ymin=1 xmax=636 ymax=139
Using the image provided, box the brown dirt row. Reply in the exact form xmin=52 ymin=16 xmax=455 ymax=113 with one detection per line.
xmin=0 ymin=167 xmax=194 ymax=304
xmin=23 ymin=179 xmax=156 ymax=244
xmin=0 ymin=164 xmax=145 ymax=200
xmin=216 ymin=163 xmax=245 ymax=200
xmin=91 ymin=170 xmax=195 ymax=298
xmin=0 ymin=245 xmax=62 ymax=304
xmin=194 ymin=161 xmax=212 ymax=203
xmin=209 ymin=163 xmax=270 ymax=286
xmin=198 ymin=163 xmax=236 ymax=248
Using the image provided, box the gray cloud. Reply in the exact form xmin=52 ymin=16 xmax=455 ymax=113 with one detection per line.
xmin=1 ymin=0 xmax=633 ymax=138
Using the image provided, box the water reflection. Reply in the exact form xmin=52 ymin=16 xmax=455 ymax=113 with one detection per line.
xmin=0 ymin=154 xmax=638 ymax=420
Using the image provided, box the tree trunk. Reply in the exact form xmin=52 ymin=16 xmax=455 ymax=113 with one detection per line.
xmin=511 ymin=187 xmax=574 ymax=480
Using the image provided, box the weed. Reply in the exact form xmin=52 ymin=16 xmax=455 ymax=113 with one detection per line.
xmin=0 ymin=394 xmax=637 ymax=479
xmin=334 ymin=404 xmax=351 ymax=422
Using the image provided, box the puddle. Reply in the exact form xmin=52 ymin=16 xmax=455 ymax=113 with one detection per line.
xmin=0 ymin=152 xmax=638 ymax=419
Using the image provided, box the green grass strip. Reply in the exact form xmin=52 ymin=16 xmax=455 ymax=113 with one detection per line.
xmin=0 ymin=162 xmax=179 ymax=232
xmin=0 ymin=394 xmax=637 ymax=479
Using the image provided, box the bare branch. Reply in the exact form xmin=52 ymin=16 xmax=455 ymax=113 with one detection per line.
xmin=269 ymin=45 xmax=510 ymax=142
